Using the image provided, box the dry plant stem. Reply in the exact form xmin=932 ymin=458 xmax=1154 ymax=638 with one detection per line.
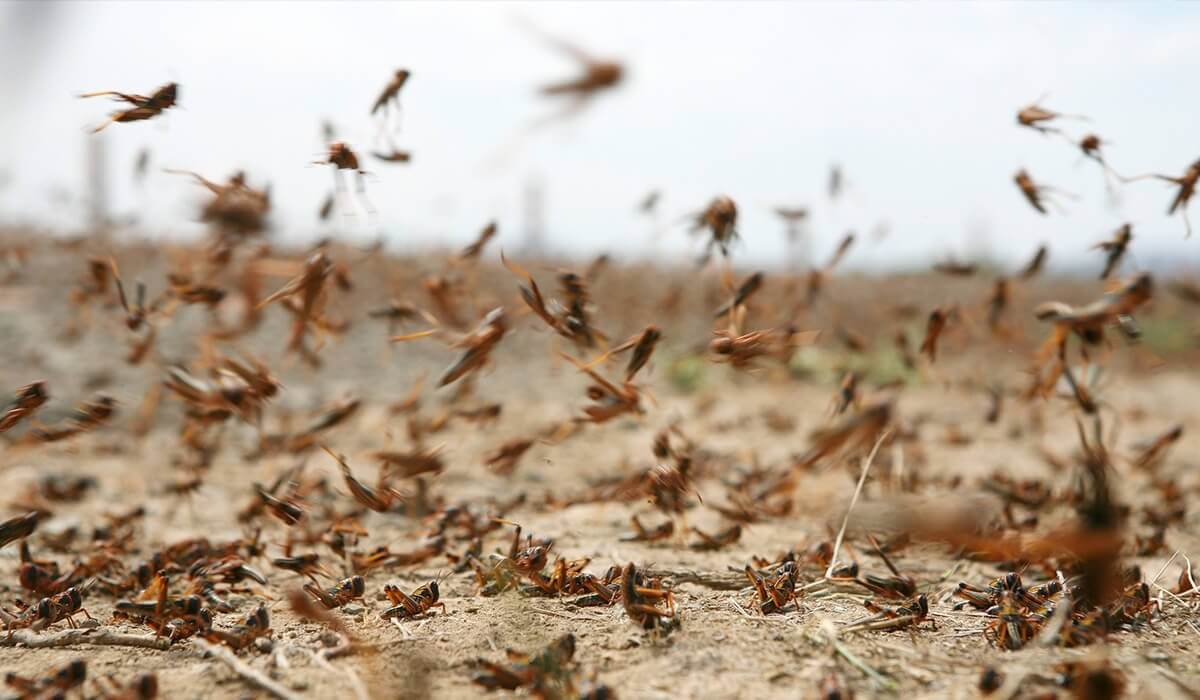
xmin=305 ymin=643 xmax=369 ymax=700
xmin=194 ymin=639 xmax=301 ymax=700
xmin=0 ymin=629 xmax=172 ymax=650
xmin=1149 ymin=549 xmax=1181 ymax=587
xmin=824 ymin=431 xmax=890 ymax=579
xmin=821 ymin=633 xmax=895 ymax=690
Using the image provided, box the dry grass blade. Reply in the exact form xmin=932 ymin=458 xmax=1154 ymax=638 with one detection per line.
xmin=194 ymin=639 xmax=301 ymax=700
xmin=824 ymin=430 xmax=890 ymax=579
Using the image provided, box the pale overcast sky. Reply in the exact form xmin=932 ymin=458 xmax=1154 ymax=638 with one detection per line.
xmin=0 ymin=1 xmax=1196 ymax=270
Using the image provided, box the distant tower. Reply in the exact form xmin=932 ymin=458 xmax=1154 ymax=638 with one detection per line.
xmin=521 ymin=176 xmax=546 ymax=257
xmin=85 ymin=132 xmax=110 ymax=230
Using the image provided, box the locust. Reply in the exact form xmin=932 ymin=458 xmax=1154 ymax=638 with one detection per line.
xmin=381 ymin=581 xmax=445 ymax=620
xmin=1 ymin=512 xmax=42 ymax=549
xmin=527 ymin=22 xmax=623 ymax=126
xmin=1019 ymin=244 xmax=1049 ymax=279
xmin=314 ymin=142 xmax=376 ymax=223
xmin=80 ymin=82 xmax=178 ymax=133
xmin=502 ymin=253 xmax=604 ymax=349
xmin=690 ymin=196 xmax=739 ymax=259
xmin=1016 ymin=97 xmax=1086 ymax=135
xmin=1014 ymin=169 xmax=1071 ymax=215
xmin=0 ymin=381 xmax=49 ymax=434
xmin=460 ymin=221 xmax=498 ymax=261
xmin=920 ymin=306 xmax=951 ymax=362
xmin=371 ymin=69 xmax=411 ymax=116
xmin=806 ymin=232 xmax=855 ymax=306
xmin=1125 ymin=157 xmax=1200 ymax=237
xmin=1094 ymin=224 xmax=1133 ymax=280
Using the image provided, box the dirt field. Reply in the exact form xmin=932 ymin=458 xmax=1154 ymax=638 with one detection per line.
xmin=1 ymin=236 xmax=1199 ymax=699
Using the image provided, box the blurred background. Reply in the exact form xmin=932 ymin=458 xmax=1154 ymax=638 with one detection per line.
xmin=0 ymin=1 xmax=1196 ymax=271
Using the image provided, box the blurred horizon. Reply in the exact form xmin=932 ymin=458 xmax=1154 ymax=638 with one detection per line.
xmin=1 ymin=1 xmax=1197 ymax=273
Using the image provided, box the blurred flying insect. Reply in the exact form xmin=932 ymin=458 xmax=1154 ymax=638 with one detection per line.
xmin=460 ymin=221 xmax=498 ymax=261
xmin=80 ymin=82 xmax=178 ymax=133
xmin=0 ymin=381 xmax=49 ymax=434
xmin=4 ymin=659 xmax=87 ymax=698
xmin=109 ymin=258 xmax=156 ymax=332
xmin=1076 ymin=133 xmax=1124 ymax=184
xmin=920 ymin=306 xmax=951 ymax=362
xmin=832 ymin=370 xmax=860 ymax=416
xmin=272 ymin=553 xmax=331 ymax=583
xmin=371 ymin=148 xmax=412 ymax=164
xmin=472 ymin=634 xmax=579 ymax=693
xmin=1015 ymin=97 xmax=1087 ymax=135
xmin=1 ymin=512 xmax=41 ymax=549
xmin=637 ymin=190 xmax=661 ymax=215
xmin=484 ymin=438 xmax=535 ymax=476
xmin=314 ymin=142 xmax=376 ymax=224
xmin=133 ymin=148 xmax=151 ymax=185
xmin=1125 ymin=157 xmax=1200 ymax=238
xmin=932 ymin=258 xmax=977 ymax=276
xmin=806 ymin=232 xmax=856 ymax=306
xmin=526 ymin=21 xmax=623 ymax=125
xmin=1035 ymin=272 xmax=1153 ymax=359
xmin=31 ymin=394 xmax=117 ymax=443
xmin=894 ymin=330 xmax=917 ymax=371
xmin=795 ymin=401 xmax=891 ymax=469
xmin=1093 ymin=223 xmax=1133 ymax=280
xmin=1018 ymin=244 xmax=1049 ymax=279
xmin=502 ymin=254 xmax=604 ymax=349
xmin=621 ymin=515 xmax=674 ymax=543
xmin=1014 ymin=169 xmax=1072 ymax=215
xmin=1130 ymin=424 xmax=1183 ymax=471
xmin=371 ymin=69 xmax=411 ymax=117
xmin=486 ymin=24 xmax=623 ymax=166
xmin=714 ymin=271 xmax=764 ymax=319
xmin=318 ymin=191 xmax=336 ymax=221
xmin=324 ymin=447 xmax=404 ymax=513
xmin=689 ymin=196 xmax=739 ymax=259
xmin=711 ymin=323 xmax=818 ymax=371
xmin=828 ymin=164 xmax=844 ymax=200
xmin=440 ymin=308 xmax=508 ymax=387
xmin=986 ymin=278 xmax=1008 ymax=331
xmin=166 ymin=168 xmax=271 ymax=238
xmin=94 ymin=672 xmax=158 ymax=700
xmin=689 ymin=524 xmax=741 ymax=551
xmin=258 ymin=251 xmax=337 ymax=361
xmin=560 ymin=351 xmax=643 ymax=424
xmin=597 ymin=324 xmax=661 ymax=382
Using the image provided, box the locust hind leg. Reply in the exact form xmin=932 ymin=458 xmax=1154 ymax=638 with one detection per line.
xmin=353 ymin=172 xmax=379 ymax=232
xmin=333 ymin=170 xmax=355 ymax=228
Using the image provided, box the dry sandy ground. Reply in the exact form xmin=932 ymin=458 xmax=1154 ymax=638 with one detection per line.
xmin=1 ymin=238 xmax=1199 ymax=699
